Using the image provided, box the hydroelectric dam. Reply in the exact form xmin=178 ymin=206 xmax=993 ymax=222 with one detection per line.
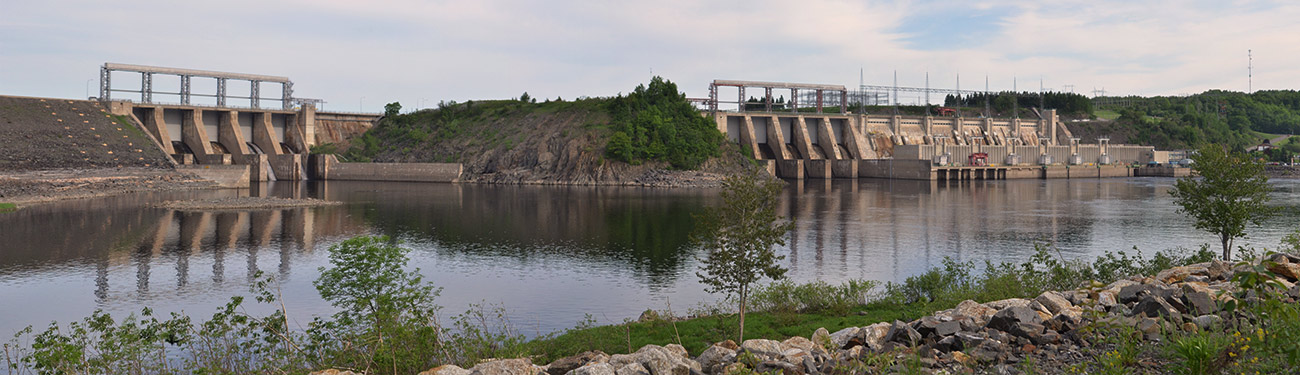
xmin=703 ymin=80 xmax=1170 ymax=180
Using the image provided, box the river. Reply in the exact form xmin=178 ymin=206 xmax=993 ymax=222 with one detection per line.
xmin=1 ymin=178 xmax=1297 ymax=337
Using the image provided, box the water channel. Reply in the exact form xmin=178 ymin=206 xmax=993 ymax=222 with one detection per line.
xmin=1 ymin=178 xmax=1297 ymax=337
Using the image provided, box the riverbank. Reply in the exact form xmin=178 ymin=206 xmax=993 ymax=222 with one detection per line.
xmin=427 ymin=248 xmax=1300 ymax=375
xmin=0 ymin=167 xmax=217 ymax=208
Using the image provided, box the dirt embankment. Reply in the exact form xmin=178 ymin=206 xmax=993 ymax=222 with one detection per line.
xmin=361 ymin=100 xmax=754 ymax=187
xmin=0 ymin=96 xmax=174 ymax=171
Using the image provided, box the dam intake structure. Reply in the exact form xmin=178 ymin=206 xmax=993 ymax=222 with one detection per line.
xmin=706 ymin=80 xmax=1165 ymax=180
xmin=90 ymin=63 xmax=461 ymax=184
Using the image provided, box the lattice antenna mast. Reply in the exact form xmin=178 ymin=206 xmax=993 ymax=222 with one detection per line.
xmin=925 ymin=72 xmax=931 ymax=115
xmin=1013 ymin=76 xmax=1019 ymax=119
xmin=1039 ymin=76 xmax=1045 ymax=111
xmin=893 ymin=70 xmax=899 ymax=115
xmin=1248 ymin=49 xmax=1253 ymax=93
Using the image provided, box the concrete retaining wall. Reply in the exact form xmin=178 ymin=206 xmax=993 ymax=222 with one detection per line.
xmin=179 ymin=165 xmax=250 ymax=188
xmin=859 ymin=159 xmax=933 ymax=180
xmin=312 ymin=155 xmax=461 ymax=182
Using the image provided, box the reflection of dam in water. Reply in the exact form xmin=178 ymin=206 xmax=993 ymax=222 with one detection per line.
xmin=2 ymin=178 xmax=1297 ymax=337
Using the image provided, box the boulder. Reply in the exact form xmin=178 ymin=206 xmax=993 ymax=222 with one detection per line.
xmin=632 ymin=345 xmax=697 ymax=375
xmin=421 ymin=365 xmax=471 ymax=375
xmin=694 ymin=344 xmax=735 ymax=375
xmin=1206 ymin=260 xmax=1233 ymax=280
xmin=1155 ymin=266 xmax=1198 ymax=284
xmin=986 ymin=306 xmax=1043 ymax=334
xmin=1104 ymin=279 xmax=1140 ymax=295
xmin=950 ymin=300 xmax=998 ymax=325
xmin=860 ymin=322 xmax=891 ymax=350
xmin=1192 ymin=314 xmax=1223 ymax=330
xmin=969 ymin=340 xmax=1008 ymax=363
xmin=810 ymin=327 xmax=832 ymax=349
xmin=884 ymin=320 xmax=922 ymax=346
xmin=913 ymin=317 xmax=961 ymax=338
xmin=780 ymin=336 xmax=814 ymax=353
xmin=984 ymin=298 xmax=1032 ymax=311
xmin=756 ymin=360 xmax=803 ymax=375
xmin=1268 ymin=261 xmax=1300 ymax=281
xmin=548 ymin=351 xmax=608 ymax=375
xmin=1034 ymin=292 xmax=1073 ymax=315
xmin=1130 ymin=295 xmax=1181 ymax=320
xmin=470 ymin=359 xmax=543 ymax=375
xmin=1095 ymin=291 xmax=1119 ymax=307
xmin=740 ymin=339 xmax=783 ymax=358
xmin=663 ymin=345 xmax=689 ymax=359
xmin=828 ymin=327 xmax=861 ymax=349
xmin=1118 ymin=284 xmax=1154 ymax=304
xmin=953 ymin=331 xmax=987 ymax=350
xmin=568 ymin=363 xmax=615 ymax=375
xmin=614 ymin=363 xmax=650 ymax=375
xmin=1182 ymin=291 xmax=1218 ymax=316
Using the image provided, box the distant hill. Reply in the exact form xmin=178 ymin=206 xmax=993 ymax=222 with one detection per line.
xmin=1068 ymin=90 xmax=1300 ymax=151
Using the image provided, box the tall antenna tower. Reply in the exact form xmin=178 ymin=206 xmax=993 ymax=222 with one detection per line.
xmin=1013 ymin=76 xmax=1019 ymax=119
xmin=1248 ymin=49 xmax=1253 ymax=93
xmin=1039 ymin=77 xmax=1045 ymax=110
xmin=925 ymin=72 xmax=930 ymax=114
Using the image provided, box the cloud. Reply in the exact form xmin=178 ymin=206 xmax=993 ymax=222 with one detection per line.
xmin=2 ymin=0 xmax=1299 ymax=111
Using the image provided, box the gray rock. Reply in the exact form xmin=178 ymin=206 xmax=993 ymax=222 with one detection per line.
xmin=548 ymin=351 xmax=608 ymax=375
xmin=1137 ymin=317 xmax=1161 ymax=334
xmin=740 ymin=339 xmax=783 ymax=358
xmin=1182 ymin=291 xmax=1218 ymax=315
xmin=1118 ymin=284 xmax=1154 ymax=304
xmin=986 ymin=306 xmax=1043 ymax=334
xmin=1193 ymin=314 xmax=1223 ymax=330
xmin=567 ymin=363 xmax=614 ymax=375
xmin=1034 ymin=292 xmax=1073 ymax=314
xmin=1206 ymin=260 xmax=1232 ymax=280
xmin=614 ymin=363 xmax=650 ymax=375
xmin=969 ymin=340 xmax=1008 ymax=363
xmin=913 ymin=317 xmax=960 ymax=338
xmin=1130 ymin=295 xmax=1181 ymax=320
xmin=756 ymin=360 xmax=802 ymax=375
xmin=470 ymin=358 xmax=543 ymax=375
xmin=695 ymin=344 xmax=735 ymax=374
xmin=780 ymin=336 xmax=814 ymax=353
xmin=421 ymin=365 xmax=471 ymax=375
xmin=859 ymin=322 xmax=891 ymax=351
xmin=884 ymin=320 xmax=922 ymax=346
xmin=1097 ymin=291 xmax=1119 ymax=307
xmin=810 ymin=327 xmax=832 ymax=349
xmin=953 ymin=331 xmax=987 ymax=349
xmin=984 ymin=298 xmax=1032 ymax=311
xmin=633 ymin=345 xmax=696 ymax=375
xmin=827 ymin=327 xmax=860 ymax=349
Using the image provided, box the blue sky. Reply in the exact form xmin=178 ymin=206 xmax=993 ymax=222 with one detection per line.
xmin=2 ymin=0 xmax=1298 ymax=112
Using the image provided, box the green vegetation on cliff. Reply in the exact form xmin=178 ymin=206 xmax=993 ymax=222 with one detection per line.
xmin=605 ymin=77 xmax=725 ymax=169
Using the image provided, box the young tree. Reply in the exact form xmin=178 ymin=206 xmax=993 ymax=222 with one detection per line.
xmin=692 ymin=171 xmax=794 ymax=343
xmin=384 ymin=102 xmax=402 ymax=117
xmin=1170 ymin=144 xmax=1275 ymax=260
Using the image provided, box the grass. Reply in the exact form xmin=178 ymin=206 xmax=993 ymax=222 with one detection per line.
xmin=0 ymin=203 xmax=15 ymax=212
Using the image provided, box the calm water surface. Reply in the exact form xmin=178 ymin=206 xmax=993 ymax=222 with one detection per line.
xmin=1 ymin=178 xmax=1297 ymax=336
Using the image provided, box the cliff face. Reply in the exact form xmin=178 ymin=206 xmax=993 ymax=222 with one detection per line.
xmin=351 ymin=99 xmax=751 ymax=186
xmin=313 ymin=113 xmax=375 ymax=151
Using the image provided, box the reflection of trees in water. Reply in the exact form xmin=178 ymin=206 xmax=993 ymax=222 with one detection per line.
xmin=351 ymin=184 xmax=714 ymax=287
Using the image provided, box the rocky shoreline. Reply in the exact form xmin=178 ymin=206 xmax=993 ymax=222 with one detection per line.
xmin=315 ymin=253 xmax=1300 ymax=375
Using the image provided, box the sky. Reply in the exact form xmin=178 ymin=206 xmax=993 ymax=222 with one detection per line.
xmin=2 ymin=0 xmax=1299 ymax=112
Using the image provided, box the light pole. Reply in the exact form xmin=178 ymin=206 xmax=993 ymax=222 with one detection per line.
xmin=360 ymin=96 xmax=365 ymax=112
xmin=85 ymin=79 xmax=92 ymax=99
